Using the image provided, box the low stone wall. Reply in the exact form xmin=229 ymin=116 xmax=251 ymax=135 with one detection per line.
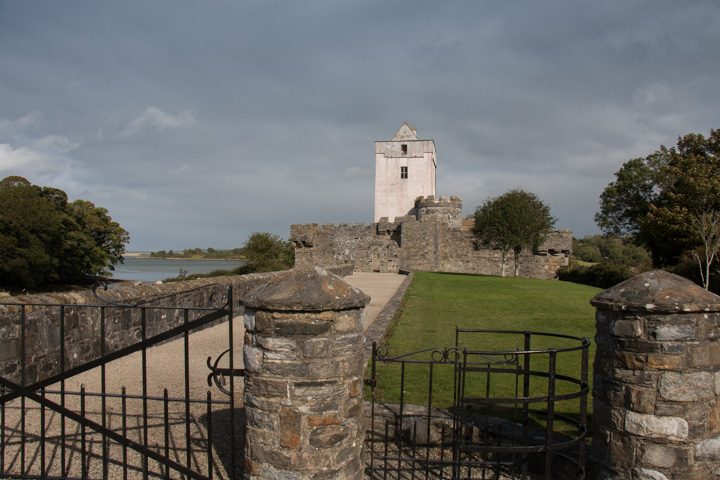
xmin=0 ymin=265 xmax=353 ymax=387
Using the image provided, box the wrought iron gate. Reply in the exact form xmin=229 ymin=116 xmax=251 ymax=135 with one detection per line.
xmin=365 ymin=329 xmax=589 ymax=480
xmin=0 ymin=283 xmax=242 ymax=479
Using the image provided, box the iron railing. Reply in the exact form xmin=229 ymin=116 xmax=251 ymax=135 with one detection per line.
xmin=366 ymin=328 xmax=590 ymax=480
xmin=0 ymin=283 xmax=241 ymax=479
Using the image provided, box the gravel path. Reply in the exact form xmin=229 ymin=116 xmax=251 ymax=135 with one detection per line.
xmin=2 ymin=272 xmax=408 ymax=479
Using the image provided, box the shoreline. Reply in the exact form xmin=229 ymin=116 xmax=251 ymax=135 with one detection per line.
xmin=124 ymin=255 xmax=245 ymax=262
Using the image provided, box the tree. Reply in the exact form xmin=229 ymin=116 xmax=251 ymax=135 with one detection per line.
xmin=472 ymin=189 xmax=556 ymax=277
xmin=0 ymin=178 xmax=64 ymax=287
xmin=61 ymin=199 xmax=130 ymax=279
xmin=0 ymin=177 xmax=130 ymax=289
xmin=596 ymin=129 xmax=720 ymax=268
xmin=690 ymin=209 xmax=720 ymax=290
xmin=241 ymin=232 xmax=295 ymax=273
xmin=573 ymin=235 xmax=651 ymax=270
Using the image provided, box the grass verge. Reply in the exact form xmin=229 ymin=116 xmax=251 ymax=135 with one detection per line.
xmin=370 ymin=271 xmax=601 ymax=437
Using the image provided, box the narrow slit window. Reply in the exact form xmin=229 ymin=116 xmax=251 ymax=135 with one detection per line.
xmin=401 ymin=166 xmax=408 ymax=179
xmin=401 ymin=144 xmax=408 ymax=154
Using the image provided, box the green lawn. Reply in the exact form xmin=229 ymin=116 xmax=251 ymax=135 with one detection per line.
xmin=370 ymin=271 xmax=601 ymax=436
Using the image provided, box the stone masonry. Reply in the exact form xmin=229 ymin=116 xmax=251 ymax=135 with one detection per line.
xmin=295 ymin=123 xmax=573 ymax=279
xmin=241 ymin=266 xmax=370 ymax=480
xmin=291 ymin=195 xmax=572 ymax=279
xmin=590 ymin=270 xmax=720 ymax=480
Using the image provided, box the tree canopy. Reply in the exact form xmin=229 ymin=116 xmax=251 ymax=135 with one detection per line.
xmin=0 ymin=177 xmax=130 ymax=289
xmin=241 ymin=232 xmax=295 ymax=273
xmin=595 ymin=129 xmax=720 ymax=270
xmin=573 ymin=235 xmax=651 ymax=269
xmin=472 ymin=189 xmax=556 ymax=277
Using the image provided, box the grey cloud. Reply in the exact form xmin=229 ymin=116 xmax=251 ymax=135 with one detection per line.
xmin=122 ymin=107 xmax=199 ymax=136
xmin=0 ymin=0 xmax=718 ymax=250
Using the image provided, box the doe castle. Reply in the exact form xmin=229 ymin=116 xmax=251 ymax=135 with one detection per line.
xmin=291 ymin=122 xmax=572 ymax=278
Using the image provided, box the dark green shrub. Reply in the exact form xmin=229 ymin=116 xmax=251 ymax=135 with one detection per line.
xmin=557 ymin=261 xmax=633 ymax=289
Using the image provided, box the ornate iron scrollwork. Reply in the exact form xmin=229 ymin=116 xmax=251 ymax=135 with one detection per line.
xmin=206 ymin=349 xmax=244 ymax=396
xmin=375 ymin=344 xmax=390 ymax=359
xmin=431 ymin=347 xmax=463 ymax=363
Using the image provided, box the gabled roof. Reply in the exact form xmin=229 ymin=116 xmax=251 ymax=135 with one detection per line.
xmin=392 ymin=122 xmax=419 ymax=141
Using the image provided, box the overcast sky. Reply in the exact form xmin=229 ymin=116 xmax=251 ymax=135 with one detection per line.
xmin=1 ymin=1 xmax=718 ymax=252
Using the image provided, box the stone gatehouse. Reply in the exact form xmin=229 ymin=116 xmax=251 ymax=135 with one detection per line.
xmin=291 ymin=123 xmax=572 ymax=279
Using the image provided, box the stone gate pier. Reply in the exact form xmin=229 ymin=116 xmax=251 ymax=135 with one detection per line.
xmin=590 ymin=270 xmax=720 ymax=480
xmin=240 ymin=266 xmax=370 ymax=479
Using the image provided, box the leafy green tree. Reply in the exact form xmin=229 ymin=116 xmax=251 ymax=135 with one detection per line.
xmin=596 ymin=129 xmax=720 ymax=267
xmin=0 ymin=177 xmax=129 ymax=289
xmin=472 ymin=189 xmax=556 ymax=277
xmin=62 ymin=199 xmax=129 ymax=279
xmin=241 ymin=232 xmax=295 ymax=273
xmin=0 ymin=177 xmax=64 ymax=287
xmin=572 ymin=240 xmax=603 ymax=263
xmin=573 ymin=235 xmax=651 ymax=270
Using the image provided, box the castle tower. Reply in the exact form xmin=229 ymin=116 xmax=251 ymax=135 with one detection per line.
xmin=374 ymin=122 xmax=436 ymax=222
xmin=415 ymin=195 xmax=463 ymax=229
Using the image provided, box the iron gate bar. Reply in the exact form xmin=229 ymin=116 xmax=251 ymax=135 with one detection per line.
xmin=1 ymin=282 xmax=239 ymax=479
xmin=0 ymin=302 xmax=229 ymax=405
xmin=206 ymin=349 xmax=245 ymax=396
xmin=225 ymin=286 xmax=236 ymax=480
xmin=36 ymin=389 xmax=230 ymax=405
xmin=0 ymin=376 xmax=207 ymax=480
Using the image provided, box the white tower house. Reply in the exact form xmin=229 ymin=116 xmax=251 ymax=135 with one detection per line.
xmin=374 ymin=122 xmax=437 ymax=222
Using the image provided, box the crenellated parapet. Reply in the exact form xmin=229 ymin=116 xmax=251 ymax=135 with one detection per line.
xmin=415 ymin=195 xmax=463 ymax=229
xmin=291 ymin=202 xmax=572 ymax=279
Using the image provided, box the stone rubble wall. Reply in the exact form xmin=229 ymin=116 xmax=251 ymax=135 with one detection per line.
xmin=0 ymin=266 xmax=353 ymax=387
xmin=590 ymin=270 xmax=720 ymax=480
xmin=241 ymin=267 xmax=368 ymax=479
xmin=415 ymin=195 xmax=463 ymax=229
xmin=292 ymin=223 xmax=403 ymax=273
xmin=291 ymin=215 xmax=572 ymax=279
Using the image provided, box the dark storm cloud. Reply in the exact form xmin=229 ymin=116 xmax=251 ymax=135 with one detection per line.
xmin=1 ymin=0 xmax=718 ymax=250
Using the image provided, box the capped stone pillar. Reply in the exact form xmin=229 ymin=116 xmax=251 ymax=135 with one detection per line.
xmin=590 ymin=270 xmax=720 ymax=480
xmin=240 ymin=266 xmax=370 ymax=480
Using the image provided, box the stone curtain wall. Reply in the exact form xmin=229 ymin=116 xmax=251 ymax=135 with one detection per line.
xmin=291 ymin=218 xmax=572 ymax=279
xmin=292 ymin=223 xmax=402 ymax=273
xmin=241 ymin=266 xmax=369 ymax=479
xmin=590 ymin=270 xmax=720 ymax=480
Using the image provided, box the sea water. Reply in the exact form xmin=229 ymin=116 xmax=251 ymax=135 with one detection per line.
xmin=110 ymin=257 xmax=246 ymax=283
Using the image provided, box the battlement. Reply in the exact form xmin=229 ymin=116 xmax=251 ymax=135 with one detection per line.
xmin=414 ymin=195 xmax=463 ymax=229
xmin=414 ymin=195 xmax=462 ymax=206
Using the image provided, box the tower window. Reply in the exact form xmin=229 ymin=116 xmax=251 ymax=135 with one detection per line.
xmin=401 ymin=166 xmax=408 ymax=179
xmin=401 ymin=144 xmax=408 ymax=154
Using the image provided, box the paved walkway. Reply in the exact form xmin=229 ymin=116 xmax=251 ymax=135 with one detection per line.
xmin=345 ymin=272 xmax=413 ymax=358
xmin=344 ymin=272 xmax=408 ymax=325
